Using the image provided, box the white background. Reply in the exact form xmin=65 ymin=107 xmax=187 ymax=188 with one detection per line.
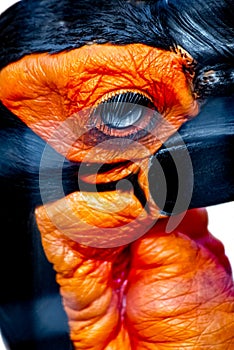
xmin=0 ymin=1 xmax=233 ymax=349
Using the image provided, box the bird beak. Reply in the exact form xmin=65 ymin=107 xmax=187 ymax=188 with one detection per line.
xmin=149 ymin=95 xmax=234 ymax=215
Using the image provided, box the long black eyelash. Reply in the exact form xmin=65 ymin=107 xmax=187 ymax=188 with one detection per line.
xmin=103 ymin=91 xmax=151 ymax=108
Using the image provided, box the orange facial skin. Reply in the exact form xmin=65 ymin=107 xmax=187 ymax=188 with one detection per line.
xmin=1 ymin=43 xmax=233 ymax=349
xmin=0 ymin=43 xmax=198 ymax=163
xmin=36 ymin=207 xmax=234 ymax=349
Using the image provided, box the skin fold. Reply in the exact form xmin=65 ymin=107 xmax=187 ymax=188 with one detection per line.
xmin=36 ymin=207 xmax=234 ymax=349
xmin=0 ymin=43 xmax=233 ymax=348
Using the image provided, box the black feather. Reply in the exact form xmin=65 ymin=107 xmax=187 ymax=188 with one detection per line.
xmin=154 ymin=0 xmax=234 ymax=67
xmin=0 ymin=0 xmax=172 ymax=70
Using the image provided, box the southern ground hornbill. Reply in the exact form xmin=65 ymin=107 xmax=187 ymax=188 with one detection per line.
xmin=0 ymin=0 xmax=234 ymax=349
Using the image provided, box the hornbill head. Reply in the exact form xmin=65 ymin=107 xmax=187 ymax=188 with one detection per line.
xmin=0 ymin=1 xmax=233 ymax=349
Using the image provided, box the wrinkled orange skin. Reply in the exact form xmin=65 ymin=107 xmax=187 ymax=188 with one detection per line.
xmin=0 ymin=44 xmax=198 ymax=163
xmin=0 ymin=44 xmax=233 ymax=348
xmin=36 ymin=208 xmax=234 ymax=349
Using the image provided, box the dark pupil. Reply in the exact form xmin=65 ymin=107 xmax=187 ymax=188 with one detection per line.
xmin=94 ymin=92 xmax=152 ymax=129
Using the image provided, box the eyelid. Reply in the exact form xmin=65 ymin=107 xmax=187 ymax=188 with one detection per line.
xmin=88 ymin=91 xmax=159 ymax=139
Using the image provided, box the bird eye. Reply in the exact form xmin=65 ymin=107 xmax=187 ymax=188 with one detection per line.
xmin=93 ymin=92 xmax=152 ymax=129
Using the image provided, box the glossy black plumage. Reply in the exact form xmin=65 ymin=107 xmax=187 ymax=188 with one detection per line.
xmin=0 ymin=0 xmax=172 ymax=70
